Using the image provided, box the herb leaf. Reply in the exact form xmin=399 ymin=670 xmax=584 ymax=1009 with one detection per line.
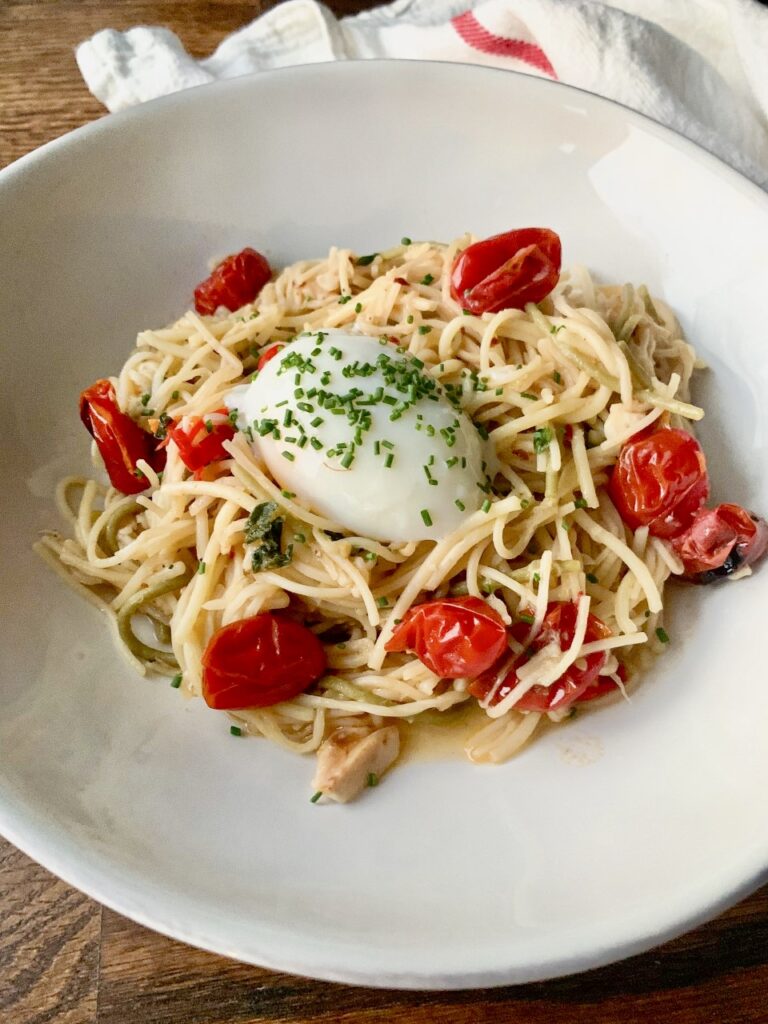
xmin=245 ymin=501 xmax=293 ymax=572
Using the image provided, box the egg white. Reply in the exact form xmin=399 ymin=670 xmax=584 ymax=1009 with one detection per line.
xmin=226 ymin=332 xmax=488 ymax=542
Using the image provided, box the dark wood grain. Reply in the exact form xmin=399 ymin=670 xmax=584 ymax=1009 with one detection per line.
xmin=3 ymin=2 xmax=768 ymax=1022
xmin=0 ymin=840 xmax=100 ymax=1024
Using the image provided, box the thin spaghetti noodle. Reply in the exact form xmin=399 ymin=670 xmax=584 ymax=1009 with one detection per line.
xmin=36 ymin=236 xmax=704 ymax=795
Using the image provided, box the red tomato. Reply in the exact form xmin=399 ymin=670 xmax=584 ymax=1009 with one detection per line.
xmin=608 ymin=428 xmax=709 ymax=539
xmin=168 ymin=409 xmax=235 ymax=472
xmin=468 ymin=602 xmax=611 ymax=713
xmin=257 ymin=343 xmax=284 ymax=371
xmin=672 ymin=503 xmax=768 ymax=583
xmin=450 ymin=228 xmax=562 ymax=314
xmin=202 ymin=613 xmax=326 ymax=710
xmin=194 ymin=247 xmax=271 ymax=315
xmin=385 ymin=597 xmax=508 ymax=678
xmin=79 ymin=379 xmax=154 ymax=495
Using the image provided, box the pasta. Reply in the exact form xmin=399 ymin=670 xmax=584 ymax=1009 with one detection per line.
xmin=37 ymin=234 xmax=713 ymax=801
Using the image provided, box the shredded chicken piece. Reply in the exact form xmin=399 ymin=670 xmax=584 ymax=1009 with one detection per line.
xmin=312 ymin=726 xmax=399 ymax=803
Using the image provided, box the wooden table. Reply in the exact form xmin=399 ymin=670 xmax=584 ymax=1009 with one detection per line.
xmin=2 ymin=2 xmax=768 ymax=1021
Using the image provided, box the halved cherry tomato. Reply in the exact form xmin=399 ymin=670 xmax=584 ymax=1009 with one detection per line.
xmin=672 ymin=503 xmax=768 ymax=583
xmin=450 ymin=228 xmax=562 ymax=315
xmin=469 ymin=602 xmax=611 ymax=713
xmin=202 ymin=613 xmax=326 ymax=710
xmin=257 ymin=343 xmax=284 ymax=371
xmin=168 ymin=409 xmax=235 ymax=472
xmin=194 ymin=247 xmax=271 ymax=315
xmin=385 ymin=596 xmax=508 ymax=678
xmin=608 ymin=427 xmax=709 ymax=539
xmin=80 ymin=379 xmax=154 ymax=495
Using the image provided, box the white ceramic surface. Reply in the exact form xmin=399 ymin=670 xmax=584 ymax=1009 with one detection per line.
xmin=1 ymin=62 xmax=767 ymax=989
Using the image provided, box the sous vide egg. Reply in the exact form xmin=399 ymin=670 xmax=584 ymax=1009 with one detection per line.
xmin=226 ymin=332 xmax=488 ymax=542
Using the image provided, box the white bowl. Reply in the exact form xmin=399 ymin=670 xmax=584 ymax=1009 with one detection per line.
xmin=1 ymin=61 xmax=767 ymax=989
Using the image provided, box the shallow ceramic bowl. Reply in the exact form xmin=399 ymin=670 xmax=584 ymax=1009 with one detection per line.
xmin=1 ymin=61 xmax=767 ymax=989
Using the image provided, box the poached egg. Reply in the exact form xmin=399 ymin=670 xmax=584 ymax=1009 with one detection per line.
xmin=226 ymin=332 xmax=488 ymax=542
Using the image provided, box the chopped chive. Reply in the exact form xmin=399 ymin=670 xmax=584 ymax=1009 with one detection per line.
xmin=367 ymin=772 xmax=379 ymax=787
xmin=481 ymin=499 xmax=491 ymax=513
xmin=204 ymin=419 xmax=213 ymax=433
xmin=401 ymin=236 xmax=412 ymax=245
xmin=281 ymin=490 xmax=295 ymax=499
xmin=381 ymin=439 xmax=395 ymax=451
xmin=230 ymin=725 xmax=243 ymax=737
xmin=495 ymin=387 xmax=503 ymax=396
xmin=553 ymin=371 xmax=562 ymax=384
xmin=418 ymin=325 xmax=432 ymax=335
xmin=310 ymin=416 xmax=324 ymax=428
xmin=656 ymin=627 xmax=670 ymax=644
xmin=140 ymin=392 xmax=151 ymax=406
xmin=519 ymin=613 xmax=535 ymax=624
xmin=532 ymin=572 xmax=541 ymax=585
xmin=420 ymin=273 xmax=434 ymax=285
xmin=377 ymin=596 xmax=389 ymax=608
xmin=561 ymin=520 xmax=570 ymax=531
xmin=294 ymin=532 xmax=306 ymax=543
xmin=338 ymin=294 xmax=352 ymax=304
xmin=310 ymin=791 xmax=323 ymax=803
xmin=355 ymin=302 xmax=363 ymax=313
xmin=170 ymin=674 xmax=182 ymax=688
xmin=384 ymin=453 xmax=394 ymax=468
xmin=374 ymin=440 xmax=381 ymax=455
xmin=586 ymin=572 xmax=599 ymax=584
xmin=197 ymin=560 xmax=206 ymax=575
xmin=520 ymin=392 xmax=538 ymax=401
xmin=282 ymin=451 xmax=295 ymax=461
xmin=341 ymin=450 xmax=355 ymax=469
xmin=171 ymin=390 xmax=180 ymax=400
xmin=455 ymin=499 xmax=465 ymax=511
xmin=406 ymin=314 xmax=414 ymax=324
xmin=310 ymin=437 xmax=323 ymax=450
xmin=420 ymin=509 xmax=433 ymax=526
xmin=574 ymin=497 xmax=588 ymax=509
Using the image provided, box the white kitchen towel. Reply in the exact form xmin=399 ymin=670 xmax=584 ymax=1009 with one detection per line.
xmin=76 ymin=0 xmax=768 ymax=188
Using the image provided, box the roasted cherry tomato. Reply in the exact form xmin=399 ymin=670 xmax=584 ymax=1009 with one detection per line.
xmin=469 ymin=602 xmax=611 ymax=713
xmin=202 ymin=613 xmax=326 ymax=710
xmin=672 ymin=503 xmax=768 ymax=583
xmin=257 ymin=343 xmax=284 ymax=371
xmin=80 ymin=379 xmax=154 ymax=495
xmin=168 ymin=409 xmax=235 ymax=472
xmin=385 ymin=596 xmax=508 ymax=679
xmin=608 ymin=427 xmax=709 ymax=539
xmin=450 ymin=228 xmax=562 ymax=315
xmin=194 ymin=247 xmax=271 ymax=315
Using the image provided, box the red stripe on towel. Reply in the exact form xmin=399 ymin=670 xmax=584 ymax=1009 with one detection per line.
xmin=452 ymin=10 xmax=557 ymax=79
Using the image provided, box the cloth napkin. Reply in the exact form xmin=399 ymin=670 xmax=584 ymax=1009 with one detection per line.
xmin=76 ymin=0 xmax=768 ymax=188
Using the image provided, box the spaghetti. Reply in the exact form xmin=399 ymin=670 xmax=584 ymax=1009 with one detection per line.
xmin=37 ymin=234 xmax=718 ymax=801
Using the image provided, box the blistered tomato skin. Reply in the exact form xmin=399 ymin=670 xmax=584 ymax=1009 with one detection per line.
xmin=79 ymin=379 xmax=155 ymax=495
xmin=468 ymin=602 xmax=613 ymax=713
xmin=608 ymin=428 xmax=709 ymax=539
xmin=385 ymin=597 xmax=508 ymax=679
xmin=168 ymin=411 xmax=235 ymax=472
xmin=450 ymin=228 xmax=562 ymax=314
xmin=201 ymin=613 xmax=326 ymax=710
xmin=672 ymin=503 xmax=768 ymax=583
xmin=194 ymin=247 xmax=271 ymax=315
